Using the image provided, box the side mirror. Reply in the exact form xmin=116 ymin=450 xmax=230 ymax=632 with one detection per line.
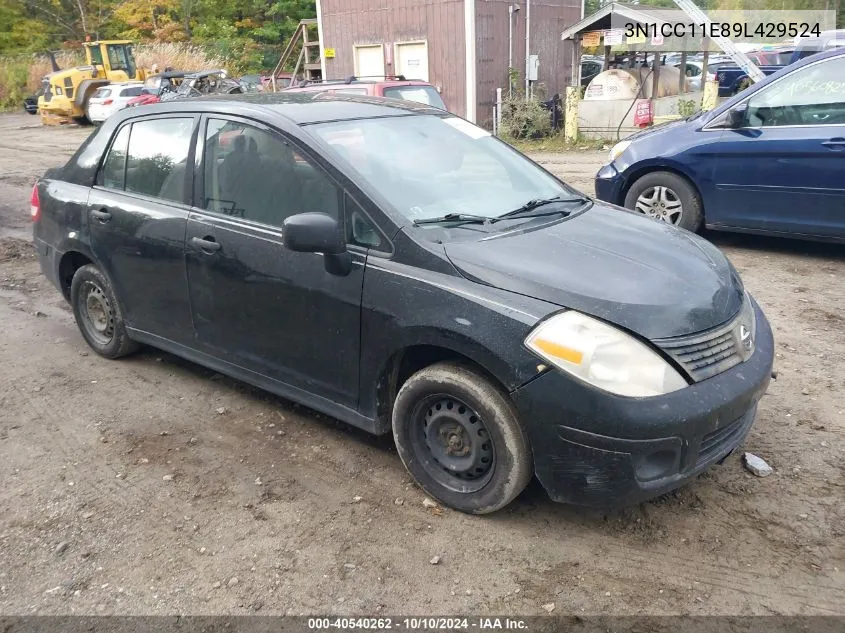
xmin=283 ymin=212 xmax=351 ymax=275
xmin=727 ymin=103 xmax=748 ymax=128
xmin=283 ymin=212 xmax=346 ymax=254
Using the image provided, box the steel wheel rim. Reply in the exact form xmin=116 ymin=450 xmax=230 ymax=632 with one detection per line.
xmin=81 ymin=281 xmax=115 ymax=345
xmin=634 ymin=185 xmax=683 ymax=225
xmin=409 ymin=394 xmax=495 ymax=494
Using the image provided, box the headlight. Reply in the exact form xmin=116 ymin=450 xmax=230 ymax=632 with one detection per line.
xmin=525 ymin=311 xmax=688 ymax=397
xmin=607 ymin=140 xmax=632 ymax=163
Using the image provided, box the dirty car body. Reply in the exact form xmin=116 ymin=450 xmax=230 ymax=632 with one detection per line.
xmin=33 ymin=92 xmax=773 ymax=513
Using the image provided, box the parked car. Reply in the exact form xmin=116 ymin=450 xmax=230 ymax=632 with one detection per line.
xmin=237 ymin=74 xmax=264 ymax=93
xmin=85 ymin=82 xmax=144 ymax=123
xmin=673 ymin=60 xmax=716 ymax=90
xmin=126 ymin=71 xmax=188 ymax=108
xmin=790 ymin=29 xmax=845 ymax=63
xmin=284 ymin=75 xmax=448 ymax=111
xmin=596 ymin=48 xmax=845 ymax=241
xmin=32 ymin=93 xmax=773 ymax=514
xmin=716 ymin=64 xmax=783 ymax=96
xmin=581 ymin=58 xmax=603 ymax=87
xmin=24 ymin=89 xmax=43 ymax=114
xmin=159 ymin=69 xmax=243 ymax=101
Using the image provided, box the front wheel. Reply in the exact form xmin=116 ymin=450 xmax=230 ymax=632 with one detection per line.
xmin=392 ymin=362 xmax=533 ymax=514
xmin=70 ymin=264 xmax=139 ymax=359
xmin=624 ymin=171 xmax=703 ymax=232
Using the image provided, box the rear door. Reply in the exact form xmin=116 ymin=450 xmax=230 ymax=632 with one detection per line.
xmin=709 ymin=55 xmax=845 ymax=238
xmin=184 ymin=116 xmax=366 ymax=408
xmin=87 ymin=115 xmax=196 ymax=342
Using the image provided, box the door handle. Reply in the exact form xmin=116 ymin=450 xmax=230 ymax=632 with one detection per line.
xmin=821 ymin=138 xmax=845 ymax=150
xmin=90 ymin=209 xmax=112 ymax=222
xmin=190 ymin=236 xmax=221 ymax=253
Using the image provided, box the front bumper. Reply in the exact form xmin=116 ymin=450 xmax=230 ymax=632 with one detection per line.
xmin=594 ymin=162 xmax=625 ymax=206
xmin=512 ymin=301 xmax=774 ymax=507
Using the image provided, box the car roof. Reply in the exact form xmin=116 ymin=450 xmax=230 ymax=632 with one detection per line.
xmin=117 ymin=91 xmax=445 ymax=125
xmin=99 ymin=81 xmax=143 ymax=88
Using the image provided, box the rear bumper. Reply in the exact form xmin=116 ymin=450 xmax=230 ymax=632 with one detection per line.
xmin=512 ymin=300 xmax=774 ymax=507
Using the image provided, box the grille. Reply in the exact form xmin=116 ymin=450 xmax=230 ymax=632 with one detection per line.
xmin=655 ymin=296 xmax=755 ymax=382
xmin=695 ymin=412 xmax=753 ymax=468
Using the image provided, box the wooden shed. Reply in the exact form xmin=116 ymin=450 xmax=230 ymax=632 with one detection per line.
xmin=315 ymin=0 xmax=582 ymax=127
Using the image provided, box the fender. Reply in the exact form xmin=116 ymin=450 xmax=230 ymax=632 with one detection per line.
xmin=74 ymin=79 xmax=110 ymax=108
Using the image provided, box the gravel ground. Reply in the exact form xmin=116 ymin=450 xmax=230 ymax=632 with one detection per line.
xmin=0 ymin=113 xmax=843 ymax=616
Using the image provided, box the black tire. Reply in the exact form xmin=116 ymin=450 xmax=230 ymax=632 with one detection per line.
xmin=624 ymin=170 xmax=703 ymax=232
xmin=70 ymin=264 xmax=139 ymax=359
xmin=392 ymin=361 xmax=532 ymax=514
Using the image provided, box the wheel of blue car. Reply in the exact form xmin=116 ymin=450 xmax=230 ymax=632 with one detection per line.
xmin=70 ymin=264 xmax=139 ymax=359
xmin=392 ymin=361 xmax=533 ymax=514
xmin=624 ymin=171 xmax=703 ymax=232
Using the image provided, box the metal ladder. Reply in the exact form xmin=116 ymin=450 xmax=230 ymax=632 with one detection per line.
xmin=672 ymin=0 xmax=766 ymax=83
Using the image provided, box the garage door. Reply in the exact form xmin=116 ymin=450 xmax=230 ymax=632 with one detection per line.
xmin=395 ymin=42 xmax=429 ymax=81
xmin=354 ymin=45 xmax=385 ymax=78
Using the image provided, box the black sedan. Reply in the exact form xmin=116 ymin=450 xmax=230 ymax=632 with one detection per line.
xmin=31 ymin=93 xmax=774 ymax=514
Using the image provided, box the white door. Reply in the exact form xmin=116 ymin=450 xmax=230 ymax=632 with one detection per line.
xmin=395 ymin=42 xmax=429 ymax=81
xmin=354 ymin=45 xmax=385 ymax=79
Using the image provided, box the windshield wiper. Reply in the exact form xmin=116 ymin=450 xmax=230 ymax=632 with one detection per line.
xmin=488 ymin=195 xmax=591 ymax=224
xmin=412 ymin=212 xmax=491 ymax=226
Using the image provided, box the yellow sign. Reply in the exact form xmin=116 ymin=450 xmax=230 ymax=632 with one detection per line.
xmin=324 ymin=48 xmax=336 ymax=59
xmin=582 ymin=31 xmax=601 ymax=47
xmin=627 ymin=33 xmax=647 ymax=45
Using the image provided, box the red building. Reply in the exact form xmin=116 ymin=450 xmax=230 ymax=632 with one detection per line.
xmin=315 ymin=0 xmax=582 ymax=127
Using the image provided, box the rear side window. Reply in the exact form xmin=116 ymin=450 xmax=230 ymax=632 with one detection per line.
xmin=93 ymin=88 xmax=112 ymax=98
xmin=120 ymin=86 xmax=143 ymax=97
xmin=382 ymin=86 xmax=446 ymax=110
xmin=125 ymin=118 xmax=194 ymax=202
xmin=98 ymin=124 xmax=130 ymax=189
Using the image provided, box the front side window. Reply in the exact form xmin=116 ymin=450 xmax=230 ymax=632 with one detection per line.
xmin=98 ymin=124 xmax=130 ymax=189
xmin=312 ymin=115 xmax=572 ymax=223
xmin=88 ymin=45 xmax=103 ymax=66
xmin=382 ymin=86 xmax=446 ymax=110
xmin=202 ymin=118 xmax=340 ymax=228
xmin=746 ymin=57 xmax=845 ymax=127
xmin=124 ymin=118 xmax=194 ymax=202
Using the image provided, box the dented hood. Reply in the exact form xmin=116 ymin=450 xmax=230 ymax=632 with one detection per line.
xmin=444 ymin=203 xmax=744 ymax=340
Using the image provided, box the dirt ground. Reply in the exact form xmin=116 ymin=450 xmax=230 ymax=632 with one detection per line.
xmin=0 ymin=112 xmax=843 ymax=617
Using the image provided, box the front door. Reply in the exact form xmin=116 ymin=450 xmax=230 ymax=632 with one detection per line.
xmin=710 ymin=54 xmax=845 ymax=238
xmin=185 ymin=116 xmax=365 ymax=408
xmin=87 ymin=115 xmax=196 ymax=342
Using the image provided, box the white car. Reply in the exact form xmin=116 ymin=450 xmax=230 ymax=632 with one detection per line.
xmin=85 ymin=82 xmax=144 ymax=123
xmin=674 ymin=61 xmax=717 ymax=90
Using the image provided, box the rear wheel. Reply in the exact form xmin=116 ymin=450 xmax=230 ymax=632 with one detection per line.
xmin=392 ymin=362 xmax=532 ymax=514
xmin=624 ymin=171 xmax=703 ymax=232
xmin=70 ymin=264 xmax=138 ymax=359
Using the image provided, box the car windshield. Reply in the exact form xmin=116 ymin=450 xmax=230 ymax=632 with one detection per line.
xmin=312 ymin=115 xmax=575 ymax=223
xmin=382 ymin=86 xmax=447 ymax=110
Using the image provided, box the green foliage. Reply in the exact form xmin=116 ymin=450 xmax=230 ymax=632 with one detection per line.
xmin=0 ymin=0 xmax=316 ymax=75
xmin=499 ymin=95 xmax=552 ymax=140
xmin=677 ymin=98 xmax=697 ymax=117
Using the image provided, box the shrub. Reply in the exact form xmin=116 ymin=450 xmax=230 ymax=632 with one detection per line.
xmin=499 ymin=96 xmax=552 ymax=140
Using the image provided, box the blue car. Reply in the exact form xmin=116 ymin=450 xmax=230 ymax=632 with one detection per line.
xmin=595 ymin=48 xmax=845 ymax=241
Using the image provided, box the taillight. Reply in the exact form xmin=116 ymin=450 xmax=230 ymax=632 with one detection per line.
xmin=103 ymin=99 xmax=114 ymax=105
xmin=30 ymin=184 xmax=40 ymax=222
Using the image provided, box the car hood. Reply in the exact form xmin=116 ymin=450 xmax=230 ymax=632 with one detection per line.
xmin=444 ymin=204 xmax=744 ymax=340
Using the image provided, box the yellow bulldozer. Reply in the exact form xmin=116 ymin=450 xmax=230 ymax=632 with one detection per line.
xmin=37 ymin=40 xmax=149 ymax=125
